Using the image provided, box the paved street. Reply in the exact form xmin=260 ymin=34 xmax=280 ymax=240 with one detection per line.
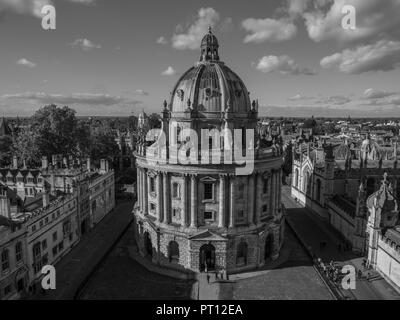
xmin=31 ymin=200 xmax=134 ymax=300
xmin=281 ymin=186 xmax=400 ymax=300
xmin=221 ymin=225 xmax=334 ymax=300
xmin=78 ymin=223 xmax=194 ymax=300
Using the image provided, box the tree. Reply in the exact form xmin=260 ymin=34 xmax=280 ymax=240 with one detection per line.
xmin=148 ymin=113 xmax=161 ymax=129
xmin=0 ymin=135 xmax=13 ymax=166
xmin=89 ymin=132 xmax=119 ymax=163
xmin=12 ymin=129 xmax=41 ymax=166
xmin=31 ymin=104 xmax=81 ymax=156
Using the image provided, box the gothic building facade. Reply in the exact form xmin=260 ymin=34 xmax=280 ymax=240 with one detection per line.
xmin=291 ymin=136 xmax=400 ymax=255
xmin=133 ymin=29 xmax=284 ymax=275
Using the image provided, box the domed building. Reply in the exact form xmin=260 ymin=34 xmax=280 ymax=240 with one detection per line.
xmin=133 ymin=28 xmax=284 ymax=275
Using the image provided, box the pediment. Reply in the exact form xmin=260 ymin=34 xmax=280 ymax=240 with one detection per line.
xmin=189 ymin=230 xmax=227 ymax=241
xmin=200 ymin=176 xmax=217 ymax=182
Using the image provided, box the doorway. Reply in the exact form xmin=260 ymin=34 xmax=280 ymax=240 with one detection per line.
xmin=199 ymin=244 xmax=216 ymax=271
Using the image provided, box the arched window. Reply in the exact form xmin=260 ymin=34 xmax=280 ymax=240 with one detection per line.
xmin=172 ymin=182 xmax=180 ymax=199
xmin=1 ymin=249 xmax=9 ymax=271
xmin=236 ymin=242 xmax=248 ymax=266
xmin=294 ymin=169 xmax=299 ymax=188
xmin=168 ymin=241 xmax=179 ymax=263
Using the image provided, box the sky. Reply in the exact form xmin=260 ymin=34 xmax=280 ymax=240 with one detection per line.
xmin=0 ymin=0 xmax=400 ymax=117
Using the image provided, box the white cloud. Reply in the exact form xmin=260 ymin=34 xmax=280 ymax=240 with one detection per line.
xmin=161 ymin=66 xmax=176 ymax=76
xmin=363 ymin=88 xmax=396 ymax=99
xmin=0 ymin=92 xmax=128 ymax=105
xmin=70 ymin=38 xmax=101 ymax=51
xmin=302 ymin=0 xmax=400 ymax=43
xmin=0 ymin=0 xmax=97 ymax=18
xmin=171 ymin=7 xmax=220 ymax=50
xmin=156 ymin=36 xmax=168 ymax=45
xmin=255 ymin=55 xmax=315 ymax=75
xmin=135 ymin=89 xmax=149 ymax=96
xmin=16 ymin=58 xmax=36 ymax=68
xmin=242 ymin=18 xmax=297 ymax=43
xmin=320 ymin=39 xmax=400 ymax=74
xmin=0 ymin=0 xmax=51 ymax=18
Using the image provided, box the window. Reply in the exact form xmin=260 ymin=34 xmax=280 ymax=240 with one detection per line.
xmin=52 ymin=232 xmax=57 ymax=242
xmin=238 ymin=210 xmax=245 ymax=219
xmin=172 ymin=183 xmax=180 ymax=198
xmin=262 ymin=204 xmax=268 ymax=213
xmin=150 ymin=203 xmax=156 ymax=212
xmin=168 ymin=241 xmax=179 ymax=263
xmin=172 ymin=208 xmax=180 ymax=219
xmin=4 ymin=285 xmax=11 ymax=296
xmin=204 ymin=183 xmax=213 ymax=200
xmin=238 ymin=184 xmax=244 ymax=200
xmin=52 ymin=246 xmax=58 ymax=257
xmin=236 ymin=242 xmax=248 ymax=266
xmin=204 ymin=211 xmax=214 ymax=221
xmin=263 ymin=179 xmax=268 ymax=194
xmin=15 ymin=242 xmax=22 ymax=263
xmin=150 ymin=177 xmax=155 ymax=193
xmin=42 ymin=239 xmax=47 ymax=250
xmin=1 ymin=249 xmax=9 ymax=271
xmin=45 ymin=217 xmax=49 ymax=224
xmin=31 ymin=225 xmax=36 ymax=232
xmin=32 ymin=242 xmax=41 ymax=260
xmin=58 ymin=241 xmax=64 ymax=251
xmin=42 ymin=253 xmax=48 ymax=265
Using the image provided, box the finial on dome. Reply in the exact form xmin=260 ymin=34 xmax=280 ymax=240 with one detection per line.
xmin=200 ymin=26 xmax=219 ymax=62
xmin=208 ymin=25 xmax=212 ymax=33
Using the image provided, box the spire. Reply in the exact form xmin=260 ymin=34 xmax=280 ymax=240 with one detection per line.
xmin=199 ymin=26 xmax=220 ymax=62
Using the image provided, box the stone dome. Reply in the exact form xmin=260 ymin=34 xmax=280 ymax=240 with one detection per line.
xmin=169 ymin=28 xmax=252 ymax=117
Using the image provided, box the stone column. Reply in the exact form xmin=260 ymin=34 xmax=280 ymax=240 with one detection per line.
xmin=255 ymin=173 xmax=261 ymax=224
xmin=229 ymin=176 xmax=236 ymax=228
xmin=270 ymin=170 xmax=275 ymax=216
xmin=218 ymin=175 xmax=226 ymax=228
xmin=248 ymin=174 xmax=255 ymax=225
xmin=190 ymin=175 xmax=197 ymax=228
xmin=143 ymin=170 xmax=148 ymax=215
xmin=163 ymin=172 xmax=171 ymax=224
xmin=181 ymin=175 xmax=187 ymax=227
xmin=137 ymin=168 xmax=142 ymax=209
xmin=156 ymin=173 xmax=163 ymax=222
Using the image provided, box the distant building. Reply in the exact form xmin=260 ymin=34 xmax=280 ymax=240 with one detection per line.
xmin=291 ymin=135 xmax=400 ymax=255
xmin=366 ymin=174 xmax=400 ymax=291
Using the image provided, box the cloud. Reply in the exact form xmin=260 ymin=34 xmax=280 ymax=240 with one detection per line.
xmin=156 ymin=36 xmax=168 ymax=45
xmin=288 ymin=94 xmax=314 ymax=101
xmin=16 ymin=58 xmax=36 ymax=68
xmin=1 ymin=92 xmax=128 ymax=105
xmin=0 ymin=0 xmax=97 ymax=18
xmin=255 ymin=55 xmax=315 ymax=75
xmin=320 ymin=39 xmax=400 ymax=74
xmin=161 ymin=66 xmax=176 ymax=76
xmin=302 ymin=0 xmax=400 ymax=43
xmin=242 ymin=18 xmax=297 ymax=43
xmin=135 ymin=89 xmax=149 ymax=96
xmin=363 ymin=88 xmax=396 ymax=99
xmin=70 ymin=38 xmax=101 ymax=51
xmin=171 ymin=7 xmax=220 ymax=50
xmin=0 ymin=92 xmax=144 ymax=116
xmin=0 ymin=0 xmax=51 ymax=18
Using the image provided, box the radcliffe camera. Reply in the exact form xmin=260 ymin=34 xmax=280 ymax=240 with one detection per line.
xmin=0 ymin=0 xmax=400 ymax=315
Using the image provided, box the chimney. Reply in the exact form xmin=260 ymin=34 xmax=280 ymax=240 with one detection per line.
xmin=100 ymin=159 xmax=106 ymax=173
xmin=23 ymin=159 xmax=27 ymax=169
xmin=0 ymin=196 xmax=11 ymax=219
xmin=42 ymin=192 xmax=50 ymax=207
xmin=42 ymin=156 xmax=48 ymax=169
xmin=105 ymin=160 xmax=109 ymax=172
xmin=13 ymin=155 xmax=18 ymax=169
xmin=86 ymin=158 xmax=91 ymax=172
